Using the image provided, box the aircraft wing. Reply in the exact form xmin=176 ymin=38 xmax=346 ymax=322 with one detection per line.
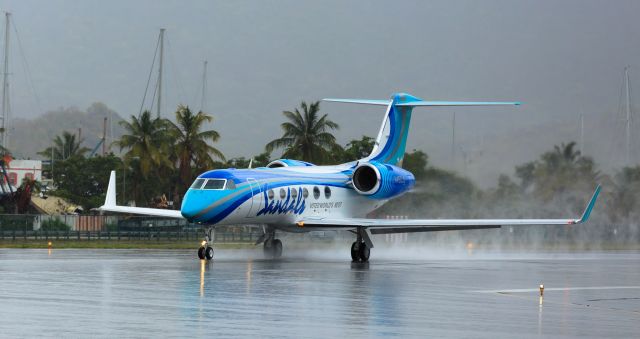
xmin=298 ymin=185 xmax=601 ymax=234
xmin=97 ymin=171 xmax=185 ymax=219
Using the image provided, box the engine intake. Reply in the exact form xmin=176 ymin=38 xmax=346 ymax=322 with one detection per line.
xmin=351 ymin=161 xmax=415 ymax=199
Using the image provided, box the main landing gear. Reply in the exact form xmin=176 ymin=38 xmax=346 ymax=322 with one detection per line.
xmin=351 ymin=227 xmax=372 ymax=262
xmin=256 ymin=227 xmax=283 ymax=259
xmin=263 ymin=238 xmax=283 ymax=259
xmin=198 ymin=227 xmax=215 ymax=260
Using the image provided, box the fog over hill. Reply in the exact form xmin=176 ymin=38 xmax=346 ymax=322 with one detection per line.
xmin=8 ymin=102 xmax=125 ymax=159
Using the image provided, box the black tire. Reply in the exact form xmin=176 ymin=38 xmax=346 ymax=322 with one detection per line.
xmin=351 ymin=242 xmax=360 ymax=262
xmin=263 ymin=241 xmax=274 ymax=258
xmin=273 ymin=239 xmax=283 ymax=259
xmin=198 ymin=246 xmax=206 ymax=259
xmin=205 ymin=246 xmax=214 ymax=260
xmin=359 ymin=243 xmax=370 ymax=262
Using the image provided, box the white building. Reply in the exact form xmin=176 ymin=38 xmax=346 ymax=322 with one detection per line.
xmin=3 ymin=159 xmax=42 ymax=188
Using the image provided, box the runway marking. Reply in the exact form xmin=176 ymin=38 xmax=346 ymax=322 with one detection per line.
xmin=474 ymin=286 xmax=640 ymax=294
xmin=474 ymin=286 xmax=640 ymax=316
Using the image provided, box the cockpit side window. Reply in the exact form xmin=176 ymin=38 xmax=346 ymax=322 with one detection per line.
xmin=191 ymin=179 xmax=206 ymax=189
xmin=226 ymin=180 xmax=236 ymax=190
xmin=203 ymin=179 xmax=227 ymax=190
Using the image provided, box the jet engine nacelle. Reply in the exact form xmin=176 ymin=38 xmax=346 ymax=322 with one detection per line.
xmin=267 ymin=159 xmax=315 ymax=168
xmin=351 ymin=161 xmax=415 ymax=199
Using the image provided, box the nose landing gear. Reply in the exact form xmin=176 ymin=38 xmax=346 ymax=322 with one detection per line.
xmin=198 ymin=227 xmax=215 ymax=260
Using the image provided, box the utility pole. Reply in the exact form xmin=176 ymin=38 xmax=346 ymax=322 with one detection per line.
xmin=157 ymin=28 xmax=165 ymax=119
xmin=102 ymin=117 xmax=107 ymax=155
xmin=624 ymin=66 xmax=632 ymax=165
xmin=1 ymin=12 xmax=10 ymax=149
xmin=201 ymin=60 xmax=208 ymax=112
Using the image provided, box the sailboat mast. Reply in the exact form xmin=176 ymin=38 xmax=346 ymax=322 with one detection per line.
xmin=201 ymin=60 xmax=208 ymax=112
xmin=1 ymin=12 xmax=10 ymax=149
xmin=157 ymin=28 xmax=165 ymax=119
xmin=625 ymin=66 xmax=632 ymax=164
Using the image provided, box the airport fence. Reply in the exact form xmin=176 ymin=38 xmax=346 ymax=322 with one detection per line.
xmin=0 ymin=214 xmax=263 ymax=243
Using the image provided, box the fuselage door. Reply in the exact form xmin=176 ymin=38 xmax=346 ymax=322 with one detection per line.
xmin=246 ymin=178 xmax=262 ymax=218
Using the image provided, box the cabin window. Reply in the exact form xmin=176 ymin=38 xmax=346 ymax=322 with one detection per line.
xmin=191 ymin=179 xmax=206 ymax=189
xmin=268 ymin=189 xmax=274 ymax=200
xmin=313 ymin=186 xmax=320 ymax=200
xmin=279 ymin=188 xmax=286 ymax=199
xmin=203 ymin=179 xmax=226 ymax=190
xmin=324 ymin=186 xmax=331 ymax=199
xmin=291 ymin=188 xmax=298 ymax=199
xmin=226 ymin=180 xmax=236 ymax=190
xmin=302 ymin=188 xmax=309 ymax=199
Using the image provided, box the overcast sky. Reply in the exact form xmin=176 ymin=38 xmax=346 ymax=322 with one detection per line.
xmin=0 ymin=0 xmax=638 ymax=182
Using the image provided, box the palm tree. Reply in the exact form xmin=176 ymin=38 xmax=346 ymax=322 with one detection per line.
xmin=533 ymin=141 xmax=598 ymax=201
xmin=38 ymin=131 xmax=89 ymax=160
xmin=112 ymin=110 xmax=172 ymax=179
xmin=167 ymin=105 xmax=225 ymax=193
xmin=265 ymin=101 xmax=339 ymax=164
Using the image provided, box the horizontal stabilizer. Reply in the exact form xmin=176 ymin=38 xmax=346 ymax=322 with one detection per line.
xmin=323 ymin=98 xmax=521 ymax=107
xmin=322 ymin=98 xmax=391 ymax=106
xmin=396 ymin=101 xmax=521 ymax=107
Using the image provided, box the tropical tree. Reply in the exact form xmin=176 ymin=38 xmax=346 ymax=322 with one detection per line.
xmin=265 ymin=101 xmax=339 ymax=164
xmin=167 ymin=105 xmax=225 ymax=195
xmin=332 ymin=135 xmax=375 ymax=162
xmin=38 ymin=131 xmax=89 ymax=160
xmin=113 ymin=110 xmax=172 ymax=179
xmin=531 ymin=141 xmax=599 ymax=201
xmin=48 ymin=154 xmax=122 ymax=209
xmin=402 ymin=149 xmax=428 ymax=179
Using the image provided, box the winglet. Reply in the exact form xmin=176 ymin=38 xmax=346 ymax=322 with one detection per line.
xmin=577 ymin=185 xmax=601 ymax=223
xmin=104 ymin=170 xmax=117 ymax=207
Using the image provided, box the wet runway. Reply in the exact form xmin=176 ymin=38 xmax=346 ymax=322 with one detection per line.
xmin=1 ymin=248 xmax=639 ymax=338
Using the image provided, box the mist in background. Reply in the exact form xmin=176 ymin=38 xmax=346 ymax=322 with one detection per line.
xmin=0 ymin=0 xmax=638 ymax=188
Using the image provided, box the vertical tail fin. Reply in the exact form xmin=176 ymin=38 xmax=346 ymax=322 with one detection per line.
xmin=366 ymin=93 xmax=421 ymax=166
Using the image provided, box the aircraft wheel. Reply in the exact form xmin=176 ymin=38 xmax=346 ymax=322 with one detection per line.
xmin=273 ymin=239 xmax=283 ymax=259
xmin=358 ymin=242 xmax=370 ymax=262
xmin=198 ymin=246 xmax=206 ymax=260
xmin=205 ymin=246 xmax=214 ymax=260
xmin=263 ymin=241 xmax=274 ymax=258
xmin=350 ymin=242 xmax=360 ymax=262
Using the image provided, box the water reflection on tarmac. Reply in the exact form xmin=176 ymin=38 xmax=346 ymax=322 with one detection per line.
xmin=1 ymin=248 xmax=639 ymax=338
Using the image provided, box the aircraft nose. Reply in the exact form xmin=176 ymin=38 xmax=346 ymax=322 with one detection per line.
xmin=181 ymin=191 xmax=204 ymax=220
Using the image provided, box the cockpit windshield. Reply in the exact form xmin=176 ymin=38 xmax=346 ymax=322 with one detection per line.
xmin=190 ymin=179 xmax=206 ymax=189
xmin=190 ymin=178 xmax=237 ymax=190
xmin=203 ymin=179 xmax=226 ymax=190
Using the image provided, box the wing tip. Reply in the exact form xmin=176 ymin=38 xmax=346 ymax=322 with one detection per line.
xmin=578 ymin=184 xmax=601 ymax=223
